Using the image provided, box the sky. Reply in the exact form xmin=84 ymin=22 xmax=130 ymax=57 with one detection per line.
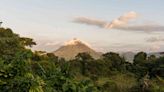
xmin=0 ymin=0 xmax=164 ymax=52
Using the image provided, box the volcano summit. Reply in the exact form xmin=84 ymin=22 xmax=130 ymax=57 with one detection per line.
xmin=53 ymin=38 xmax=102 ymax=60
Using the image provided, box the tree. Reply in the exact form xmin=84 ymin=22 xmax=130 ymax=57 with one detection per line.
xmin=1 ymin=27 xmax=164 ymax=92
xmin=0 ymin=28 xmax=36 ymax=62
xmin=75 ymin=52 xmax=94 ymax=61
xmin=151 ymin=57 xmax=164 ymax=78
xmin=75 ymin=53 xmax=94 ymax=76
xmin=133 ymin=52 xmax=147 ymax=65
xmin=102 ymin=52 xmax=126 ymax=72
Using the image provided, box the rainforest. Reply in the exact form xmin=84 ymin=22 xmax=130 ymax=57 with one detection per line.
xmin=0 ymin=28 xmax=164 ymax=92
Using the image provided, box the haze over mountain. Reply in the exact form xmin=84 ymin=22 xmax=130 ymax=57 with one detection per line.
xmin=53 ymin=38 xmax=102 ymax=60
xmin=121 ymin=51 xmax=164 ymax=63
xmin=53 ymin=38 xmax=164 ymax=61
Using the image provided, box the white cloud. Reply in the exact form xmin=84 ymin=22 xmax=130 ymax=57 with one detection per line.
xmin=105 ymin=11 xmax=138 ymax=29
xmin=74 ymin=11 xmax=164 ymax=32
xmin=64 ymin=38 xmax=92 ymax=47
xmin=45 ymin=41 xmax=62 ymax=46
xmin=74 ymin=11 xmax=138 ymax=29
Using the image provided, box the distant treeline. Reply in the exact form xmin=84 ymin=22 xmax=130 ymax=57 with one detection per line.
xmin=0 ymin=28 xmax=164 ymax=92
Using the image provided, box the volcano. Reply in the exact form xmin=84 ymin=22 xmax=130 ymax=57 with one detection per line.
xmin=53 ymin=38 xmax=102 ymax=60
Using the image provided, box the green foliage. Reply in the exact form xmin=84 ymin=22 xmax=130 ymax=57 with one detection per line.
xmin=133 ymin=52 xmax=147 ymax=65
xmin=103 ymin=52 xmax=126 ymax=72
xmin=0 ymin=28 xmax=36 ymax=62
xmin=0 ymin=27 xmax=164 ymax=92
xmin=75 ymin=53 xmax=94 ymax=76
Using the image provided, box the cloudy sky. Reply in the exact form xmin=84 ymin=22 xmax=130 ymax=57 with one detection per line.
xmin=0 ymin=0 xmax=164 ymax=52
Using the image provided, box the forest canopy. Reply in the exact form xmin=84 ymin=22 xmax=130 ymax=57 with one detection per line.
xmin=0 ymin=28 xmax=164 ymax=92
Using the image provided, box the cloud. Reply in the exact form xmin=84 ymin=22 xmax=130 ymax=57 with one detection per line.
xmin=45 ymin=41 xmax=62 ymax=46
xmin=74 ymin=11 xmax=138 ymax=29
xmin=32 ymin=40 xmax=63 ymax=52
xmin=146 ymin=37 xmax=164 ymax=52
xmin=105 ymin=11 xmax=138 ymax=29
xmin=146 ymin=37 xmax=164 ymax=42
xmin=150 ymin=44 xmax=161 ymax=51
xmin=74 ymin=16 xmax=106 ymax=28
xmin=74 ymin=11 xmax=164 ymax=32
xmin=64 ymin=38 xmax=92 ymax=47
xmin=116 ymin=25 xmax=164 ymax=32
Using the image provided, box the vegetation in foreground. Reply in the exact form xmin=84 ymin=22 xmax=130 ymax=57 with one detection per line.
xmin=0 ymin=28 xmax=164 ymax=92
